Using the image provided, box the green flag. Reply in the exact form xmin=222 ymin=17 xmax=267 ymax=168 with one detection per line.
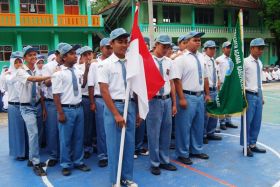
xmin=206 ymin=11 xmax=247 ymax=117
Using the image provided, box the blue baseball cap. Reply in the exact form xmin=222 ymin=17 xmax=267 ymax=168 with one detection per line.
xmin=56 ymin=43 xmax=67 ymax=53
xmin=76 ymin=48 xmax=82 ymax=56
xmin=80 ymin=46 xmax=93 ymax=55
xmin=172 ymin=46 xmax=179 ymax=52
xmin=250 ymin=38 xmax=267 ymax=47
xmin=11 ymin=51 xmax=23 ymax=59
xmin=23 ymin=45 xmax=38 ymax=56
xmin=203 ymin=40 xmax=218 ymax=48
xmin=100 ymin=38 xmax=111 ymax=47
xmin=177 ymin=35 xmax=187 ymax=44
xmin=222 ymin=41 xmax=231 ymax=48
xmin=155 ymin=34 xmax=172 ymax=45
xmin=58 ymin=43 xmax=75 ymax=56
xmin=144 ymin=37 xmax=150 ymax=45
xmin=48 ymin=50 xmax=55 ymax=56
xmin=37 ymin=54 xmax=46 ymax=61
xmin=110 ymin=28 xmax=130 ymax=41
xmin=185 ymin=31 xmax=205 ymax=40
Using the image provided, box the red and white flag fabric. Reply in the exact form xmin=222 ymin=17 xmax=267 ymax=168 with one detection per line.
xmin=126 ymin=3 xmax=164 ymax=119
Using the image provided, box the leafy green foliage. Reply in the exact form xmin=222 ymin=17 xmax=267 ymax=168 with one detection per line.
xmin=91 ymin=0 xmax=113 ymax=14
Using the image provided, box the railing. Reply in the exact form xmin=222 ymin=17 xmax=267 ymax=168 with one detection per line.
xmin=140 ymin=24 xmax=264 ymax=34
xmin=20 ymin=13 xmax=53 ymax=26
xmin=58 ymin=15 xmax=88 ymax=27
xmin=91 ymin=15 xmax=100 ymax=27
xmin=0 ymin=13 xmax=16 ymax=26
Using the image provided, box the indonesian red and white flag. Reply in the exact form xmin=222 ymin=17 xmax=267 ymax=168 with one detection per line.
xmin=126 ymin=4 xmax=165 ymax=119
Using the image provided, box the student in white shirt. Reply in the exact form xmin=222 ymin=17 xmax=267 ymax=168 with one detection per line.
xmin=52 ymin=43 xmax=91 ymax=176
xmin=88 ymin=37 xmax=112 ymax=167
xmin=16 ymin=45 xmax=50 ymax=176
xmin=240 ymin=38 xmax=267 ymax=157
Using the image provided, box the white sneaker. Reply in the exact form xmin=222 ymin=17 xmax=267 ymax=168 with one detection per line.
xmin=134 ymin=154 xmax=138 ymax=159
xmin=121 ymin=179 xmax=138 ymax=187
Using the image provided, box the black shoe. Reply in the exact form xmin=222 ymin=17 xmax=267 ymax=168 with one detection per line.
xmin=48 ymin=159 xmax=58 ymax=167
xmin=33 ymin=164 xmax=47 ymax=176
xmin=135 ymin=148 xmax=149 ymax=156
xmin=159 ymin=163 xmax=177 ymax=171
xmin=220 ymin=125 xmax=227 ymax=130
xmin=98 ymin=159 xmax=108 ymax=167
xmin=207 ymin=134 xmax=222 ymax=141
xmin=16 ymin=157 xmax=27 ymax=161
xmin=203 ymin=137 xmax=208 ymax=144
xmin=74 ymin=164 xmax=91 ymax=172
xmin=27 ymin=161 xmax=46 ymax=167
xmin=215 ymin=129 xmax=221 ymax=133
xmin=177 ymin=156 xmax=193 ymax=165
xmin=243 ymin=147 xmax=254 ymax=157
xmin=225 ymin=122 xmax=238 ymax=128
xmin=190 ymin=153 xmax=209 ymax=160
xmin=150 ymin=166 xmax=161 ymax=175
xmin=84 ymin=151 xmax=91 ymax=159
xmin=250 ymin=146 xmax=266 ymax=153
xmin=169 ymin=143 xmax=176 ymax=149
xmin=62 ymin=168 xmax=71 ymax=176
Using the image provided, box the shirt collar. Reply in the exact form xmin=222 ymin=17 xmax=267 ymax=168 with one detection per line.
xmin=61 ymin=65 xmax=76 ymax=70
xmin=185 ymin=50 xmax=199 ymax=56
xmin=23 ymin=64 xmax=36 ymax=72
xmin=110 ymin=53 xmax=126 ymax=63
xmin=248 ymin=54 xmax=259 ymax=62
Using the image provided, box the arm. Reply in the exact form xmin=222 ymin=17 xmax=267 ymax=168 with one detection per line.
xmin=40 ymin=91 xmax=47 ymax=122
xmin=173 ymin=78 xmax=187 ymax=109
xmin=53 ymin=94 xmax=66 ymax=123
xmin=82 ymin=63 xmax=90 ymax=88
xmin=170 ymin=80 xmax=177 ymax=116
xmin=88 ymin=86 xmax=96 ymax=112
xmin=99 ymin=83 xmax=125 ymax=128
xmin=27 ymin=76 xmax=51 ymax=82
xmin=204 ymin=78 xmax=211 ymax=102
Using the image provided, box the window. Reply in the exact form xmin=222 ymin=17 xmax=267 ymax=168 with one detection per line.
xmin=0 ymin=46 xmax=12 ymax=61
xmin=20 ymin=0 xmax=46 ymax=14
xmin=153 ymin=5 xmax=157 ymax=24
xmin=64 ymin=0 xmax=79 ymax=5
xmin=23 ymin=44 xmax=48 ymax=55
xmin=0 ymin=0 xmax=9 ymax=13
xmin=233 ymin=10 xmax=249 ymax=26
xmin=223 ymin=10 xmax=228 ymax=26
xmin=195 ymin=8 xmax=214 ymax=24
xmin=162 ymin=6 xmax=180 ymax=23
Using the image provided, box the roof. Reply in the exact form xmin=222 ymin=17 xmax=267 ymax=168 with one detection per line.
xmin=150 ymin=0 xmax=260 ymax=8
xmin=98 ymin=1 xmax=119 ymax=14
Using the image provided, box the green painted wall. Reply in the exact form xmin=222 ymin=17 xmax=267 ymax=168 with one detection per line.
xmin=214 ymin=7 xmax=224 ymax=26
xmin=57 ymin=1 xmax=64 ymax=14
xmin=10 ymin=0 xmax=15 ymax=13
xmin=59 ymin=32 xmax=88 ymax=46
xmin=181 ymin=6 xmax=192 ymax=25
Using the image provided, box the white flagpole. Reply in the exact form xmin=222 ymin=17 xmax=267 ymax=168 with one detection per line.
xmin=239 ymin=9 xmax=247 ymax=156
xmin=115 ymin=82 xmax=131 ymax=187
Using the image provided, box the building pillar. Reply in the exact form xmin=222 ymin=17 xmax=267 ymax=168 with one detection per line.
xmin=87 ymin=0 xmax=92 ymax=26
xmin=16 ymin=32 xmax=22 ymax=50
xmin=88 ymin=33 xmax=93 ymax=48
xmin=53 ymin=32 xmax=59 ymax=49
xmin=14 ymin=0 xmax=20 ymax=26
xmin=52 ymin=0 xmax=58 ymax=26
xmin=191 ymin=6 xmax=195 ymax=30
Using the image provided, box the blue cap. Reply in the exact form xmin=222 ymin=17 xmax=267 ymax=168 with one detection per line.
xmin=172 ymin=46 xmax=179 ymax=52
xmin=222 ymin=41 xmax=231 ymax=48
xmin=155 ymin=34 xmax=172 ymax=45
xmin=76 ymin=48 xmax=82 ymax=56
xmin=203 ymin=40 xmax=218 ymax=48
xmin=100 ymin=38 xmax=111 ymax=47
xmin=58 ymin=43 xmax=75 ymax=56
xmin=23 ymin=45 xmax=38 ymax=56
xmin=144 ymin=37 xmax=150 ymax=45
xmin=185 ymin=31 xmax=205 ymax=40
xmin=110 ymin=28 xmax=130 ymax=41
xmin=56 ymin=43 xmax=67 ymax=52
xmin=80 ymin=46 xmax=93 ymax=55
xmin=48 ymin=50 xmax=55 ymax=56
xmin=37 ymin=54 xmax=46 ymax=61
xmin=177 ymin=35 xmax=186 ymax=44
xmin=11 ymin=51 xmax=23 ymax=59
xmin=250 ymin=38 xmax=267 ymax=47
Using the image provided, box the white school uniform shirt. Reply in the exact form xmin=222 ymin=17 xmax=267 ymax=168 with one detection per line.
xmin=42 ymin=60 xmax=61 ymax=99
xmin=52 ymin=65 xmax=83 ymax=105
xmin=272 ymin=70 xmax=279 ymax=80
xmin=97 ymin=53 xmax=129 ymax=100
xmin=75 ymin=63 xmax=89 ymax=96
xmin=216 ymin=54 xmax=230 ymax=83
xmin=244 ymin=55 xmax=263 ymax=93
xmin=152 ymin=55 xmax=172 ymax=96
xmin=171 ymin=50 xmax=208 ymax=92
xmin=204 ymin=54 xmax=219 ymax=88
xmin=262 ymin=71 xmax=267 ymax=82
xmin=265 ymin=71 xmax=272 ymax=81
xmin=16 ymin=64 xmax=41 ymax=103
xmin=88 ymin=58 xmax=102 ymax=96
xmin=4 ymin=71 xmax=20 ymax=102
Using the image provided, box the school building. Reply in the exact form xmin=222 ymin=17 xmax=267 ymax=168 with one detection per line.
xmin=100 ymin=0 xmax=277 ymax=65
xmin=0 ymin=0 xmax=105 ymax=68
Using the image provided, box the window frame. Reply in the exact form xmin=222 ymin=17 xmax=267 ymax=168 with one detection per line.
xmin=162 ymin=6 xmax=181 ymax=23
xmin=0 ymin=0 xmax=10 ymax=13
xmin=195 ymin=8 xmax=214 ymax=25
xmin=0 ymin=45 xmax=13 ymax=62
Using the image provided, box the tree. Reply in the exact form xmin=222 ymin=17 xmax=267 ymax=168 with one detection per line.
xmin=91 ymin=0 xmax=113 ymax=14
xmin=259 ymin=0 xmax=280 ymax=64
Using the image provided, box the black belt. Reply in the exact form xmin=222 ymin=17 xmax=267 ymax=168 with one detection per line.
xmin=209 ymin=87 xmax=217 ymax=91
xmin=113 ymin=99 xmax=136 ymax=103
xmin=153 ymin=95 xmax=170 ymax=100
xmin=20 ymin=101 xmax=40 ymax=107
xmin=246 ymin=90 xmax=258 ymax=96
xmin=183 ymin=90 xmax=203 ymax=96
xmin=8 ymin=102 xmax=20 ymax=105
xmin=45 ymin=98 xmax=53 ymax=102
xmin=61 ymin=103 xmax=82 ymax=108
xmin=82 ymin=95 xmax=89 ymax=98
xmin=94 ymin=95 xmax=102 ymax=98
